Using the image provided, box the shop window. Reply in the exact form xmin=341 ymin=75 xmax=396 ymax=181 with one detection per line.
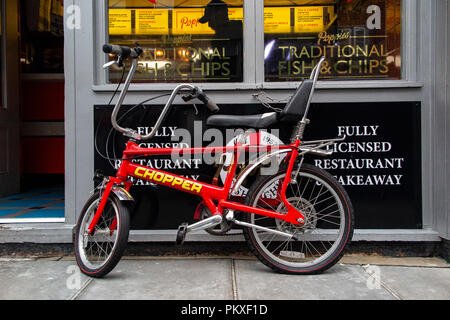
xmin=264 ymin=0 xmax=402 ymax=81
xmin=107 ymin=0 xmax=244 ymax=83
xmin=19 ymin=0 xmax=64 ymax=73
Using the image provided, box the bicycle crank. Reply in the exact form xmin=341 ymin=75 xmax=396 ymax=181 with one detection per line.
xmin=176 ymin=215 xmax=223 ymax=245
xmin=225 ymin=210 xmax=299 ymax=241
xmin=200 ymin=206 xmax=233 ymax=236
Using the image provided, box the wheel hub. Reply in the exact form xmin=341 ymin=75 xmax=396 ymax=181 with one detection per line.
xmin=275 ymin=197 xmax=317 ymax=234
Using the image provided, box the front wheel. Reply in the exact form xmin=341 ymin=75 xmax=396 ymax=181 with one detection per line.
xmin=243 ymin=163 xmax=354 ymax=274
xmin=74 ymin=191 xmax=130 ymax=278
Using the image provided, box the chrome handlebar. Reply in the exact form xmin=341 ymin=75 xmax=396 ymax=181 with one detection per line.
xmin=106 ymin=44 xmax=326 ymax=142
xmin=111 ymin=59 xmax=199 ymax=141
xmin=105 ymin=46 xmax=215 ymax=141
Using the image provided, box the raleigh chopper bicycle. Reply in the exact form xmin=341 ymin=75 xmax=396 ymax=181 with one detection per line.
xmin=74 ymin=44 xmax=354 ymax=278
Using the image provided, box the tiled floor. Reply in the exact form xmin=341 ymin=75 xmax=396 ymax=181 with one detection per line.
xmin=0 ymin=187 xmax=64 ymax=220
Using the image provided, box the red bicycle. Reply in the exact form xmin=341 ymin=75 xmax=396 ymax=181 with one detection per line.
xmin=74 ymin=44 xmax=354 ymax=278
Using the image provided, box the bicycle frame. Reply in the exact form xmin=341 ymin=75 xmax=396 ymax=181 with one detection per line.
xmin=88 ymin=138 xmax=306 ymax=235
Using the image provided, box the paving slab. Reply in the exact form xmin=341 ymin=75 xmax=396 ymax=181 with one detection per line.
xmin=341 ymin=254 xmax=449 ymax=268
xmin=375 ymin=266 xmax=450 ymax=300
xmin=0 ymin=259 xmax=89 ymax=300
xmin=1 ymin=257 xmax=449 ymax=300
xmin=234 ymin=260 xmax=395 ymax=300
xmin=76 ymin=259 xmax=233 ymax=300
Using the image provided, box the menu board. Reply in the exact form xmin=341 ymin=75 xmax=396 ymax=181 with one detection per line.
xmin=171 ymin=8 xmax=243 ymax=35
xmin=136 ymin=9 xmax=169 ymax=35
xmin=264 ymin=7 xmax=291 ymax=34
xmin=109 ymin=7 xmax=335 ymax=36
xmin=294 ymin=6 xmax=334 ymax=33
xmin=109 ymin=9 xmax=132 ymax=35
xmin=172 ymin=9 xmax=215 ymax=35
xmin=228 ymin=7 xmax=244 ymax=21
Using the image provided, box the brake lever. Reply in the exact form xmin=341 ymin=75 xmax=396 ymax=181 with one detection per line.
xmin=117 ymin=56 xmax=125 ymax=67
xmin=103 ymin=60 xmax=116 ymax=69
xmin=103 ymin=55 xmax=123 ymax=69
xmin=181 ymin=93 xmax=199 ymax=115
xmin=192 ymin=104 xmax=199 ymax=115
xmin=181 ymin=93 xmax=196 ymax=102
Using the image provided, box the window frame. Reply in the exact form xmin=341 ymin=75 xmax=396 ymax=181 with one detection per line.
xmin=92 ymin=0 xmax=422 ymax=92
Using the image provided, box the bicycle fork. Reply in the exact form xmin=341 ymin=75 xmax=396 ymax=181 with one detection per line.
xmin=87 ymin=175 xmax=132 ymax=235
xmin=88 ymin=180 xmax=114 ymax=235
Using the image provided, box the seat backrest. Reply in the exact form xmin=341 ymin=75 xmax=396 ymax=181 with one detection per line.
xmin=278 ymin=79 xmax=314 ymax=124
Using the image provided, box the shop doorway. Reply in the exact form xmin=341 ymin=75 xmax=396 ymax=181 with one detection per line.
xmin=0 ymin=0 xmax=20 ymax=197
xmin=0 ymin=0 xmax=65 ymax=223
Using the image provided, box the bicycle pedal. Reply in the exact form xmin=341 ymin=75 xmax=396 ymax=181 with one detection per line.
xmin=176 ymin=223 xmax=188 ymax=246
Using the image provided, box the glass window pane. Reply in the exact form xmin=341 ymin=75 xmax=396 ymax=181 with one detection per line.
xmin=264 ymin=0 xmax=402 ymax=81
xmin=107 ymin=0 xmax=244 ymax=83
xmin=19 ymin=0 xmax=65 ymax=73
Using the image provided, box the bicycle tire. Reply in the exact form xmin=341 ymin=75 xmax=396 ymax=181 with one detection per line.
xmin=74 ymin=191 xmax=130 ymax=278
xmin=243 ymin=163 xmax=354 ymax=274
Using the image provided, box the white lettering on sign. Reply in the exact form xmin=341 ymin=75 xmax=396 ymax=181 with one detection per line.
xmin=338 ymin=125 xmax=380 ymax=137
xmin=335 ymin=175 xmax=403 ymax=186
xmin=314 ymin=124 xmax=406 ymax=187
xmin=137 ymin=126 xmax=177 ymax=137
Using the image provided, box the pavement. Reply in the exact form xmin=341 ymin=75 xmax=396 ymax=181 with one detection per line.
xmin=0 ymin=253 xmax=449 ymax=301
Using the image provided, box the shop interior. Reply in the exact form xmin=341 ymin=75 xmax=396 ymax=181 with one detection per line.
xmin=0 ymin=0 xmax=64 ymax=222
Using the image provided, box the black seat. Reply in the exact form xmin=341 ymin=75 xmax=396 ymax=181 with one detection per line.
xmin=277 ymin=79 xmax=314 ymax=124
xmin=206 ymin=112 xmax=278 ymax=129
xmin=206 ymin=80 xmax=314 ymax=128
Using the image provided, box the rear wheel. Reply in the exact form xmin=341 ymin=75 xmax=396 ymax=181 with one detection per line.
xmin=243 ymin=163 xmax=354 ymax=274
xmin=74 ymin=191 xmax=130 ymax=278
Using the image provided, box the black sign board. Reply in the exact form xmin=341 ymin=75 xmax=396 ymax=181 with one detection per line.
xmin=94 ymin=101 xmax=422 ymax=230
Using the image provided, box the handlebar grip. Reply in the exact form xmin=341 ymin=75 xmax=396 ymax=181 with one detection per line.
xmin=206 ymin=100 xmax=220 ymax=113
xmin=103 ymin=44 xmax=141 ymax=58
xmin=197 ymin=92 xmax=220 ymax=113
xmin=103 ymin=44 xmax=130 ymax=56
